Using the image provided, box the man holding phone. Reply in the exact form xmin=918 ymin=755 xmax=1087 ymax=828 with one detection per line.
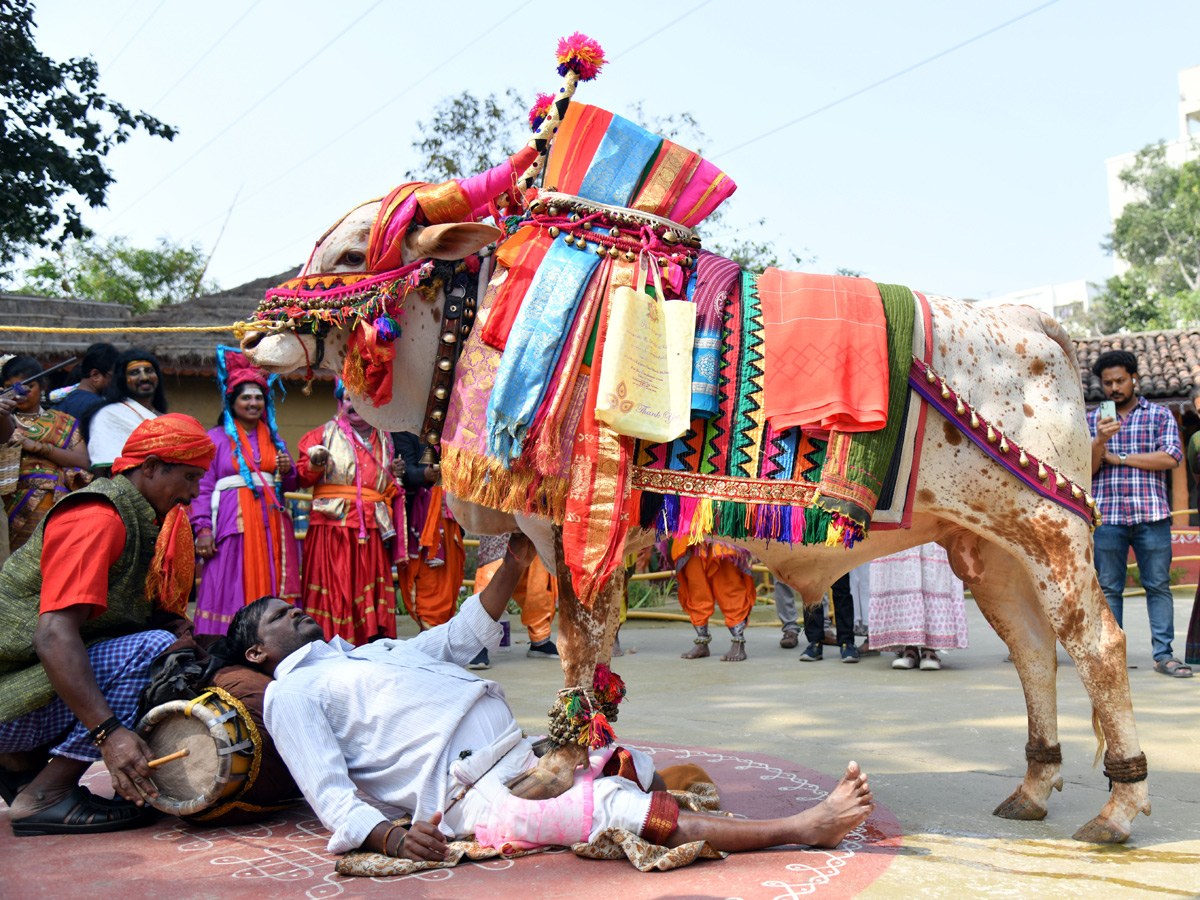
xmin=1088 ymin=350 xmax=1191 ymax=678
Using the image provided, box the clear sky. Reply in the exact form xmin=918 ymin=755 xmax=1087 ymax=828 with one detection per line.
xmin=29 ymin=0 xmax=1200 ymax=301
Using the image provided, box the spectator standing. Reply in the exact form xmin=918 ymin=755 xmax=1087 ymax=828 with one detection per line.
xmin=672 ymin=540 xmax=756 ymax=662
xmin=1089 ymin=350 xmax=1191 ymax=678
xmin=776 ymin=574 xmax=860 ymax=662
xmin=87 ymin=349 xmax=167 ymax=475
xmin=868 ymin=542 xmax=968 ymax=670
xmin=190 ymin=348 xmax=301 ymax=636
xmin=472 ymin=533 xmax=559 ymax=662
xmin=296 ymin=389 xmax=404 ymax=644
xmin=49 ymin=343 xmax=119 ymax=441
xmin=393 ymin=432 xmax=466 ymax=642
xmin=1 ymin=356 xmax=92 ymax=551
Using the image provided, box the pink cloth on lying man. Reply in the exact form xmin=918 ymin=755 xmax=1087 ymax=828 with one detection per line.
xmin=472 ymin=746 xmax=612 ymax=852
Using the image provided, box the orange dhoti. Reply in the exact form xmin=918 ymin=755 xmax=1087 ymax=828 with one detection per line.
xmin=398 ymin=505 xmax=465 ymax=628
xmin=473 ymin=556 xmax=558 ymax=643
xmin=674 ymin=543 xmax=755 ymax=630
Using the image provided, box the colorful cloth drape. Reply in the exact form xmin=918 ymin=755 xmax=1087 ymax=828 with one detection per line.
xmin=688 ymin=252 xmax=740 ymax=418
xmin=758 ymin=269 xmax=889 ymax=433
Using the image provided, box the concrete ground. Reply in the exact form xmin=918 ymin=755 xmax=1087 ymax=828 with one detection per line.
xmin=478 ymin=588 xmax=1200 ymax=899
xmin=1 ymin=590 xmax=1196 ymax=898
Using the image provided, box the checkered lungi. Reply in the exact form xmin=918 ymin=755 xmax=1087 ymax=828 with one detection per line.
xmin=0 ymin=629 xmax=175 ymax=762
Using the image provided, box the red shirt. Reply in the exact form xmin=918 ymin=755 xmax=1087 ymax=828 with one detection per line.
xmin=39 ymin=499 xmax=127 ymax=619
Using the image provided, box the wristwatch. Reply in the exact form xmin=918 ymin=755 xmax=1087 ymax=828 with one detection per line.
xmin=1118 ymin=452 xmax=1128 ymax=464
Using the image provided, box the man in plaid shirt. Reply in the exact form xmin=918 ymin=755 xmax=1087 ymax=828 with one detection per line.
xmin=1088 ymin=350 xmax=1192 ymax=678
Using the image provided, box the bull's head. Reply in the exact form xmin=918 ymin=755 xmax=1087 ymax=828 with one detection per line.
xmin=242 ymin=202 xmax=500 ymax=433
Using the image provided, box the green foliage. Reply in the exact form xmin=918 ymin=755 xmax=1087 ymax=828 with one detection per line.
xmin=17 ymin=236 xmax=217 ymax=313
xmin=0 ymin=1 xmax=176 ymax=275
xmin=1091 ymin=143 xmax=1200 ymax=332
xmin=406 ymin=89 xmax=528 ymax=182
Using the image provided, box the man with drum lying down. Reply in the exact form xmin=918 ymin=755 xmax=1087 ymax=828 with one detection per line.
xmin=0 ymin=415 xmax=216 ymax=835
xmin=225 ymin=534 xmax=876 ymax=860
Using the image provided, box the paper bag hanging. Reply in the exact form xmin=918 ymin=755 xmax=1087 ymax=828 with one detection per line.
xmin=595 ymin=255 xmax=695 ymax=442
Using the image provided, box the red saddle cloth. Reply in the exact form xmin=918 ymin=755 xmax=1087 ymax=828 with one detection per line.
xmin=758 ymin=269 xmax=889 ymax=433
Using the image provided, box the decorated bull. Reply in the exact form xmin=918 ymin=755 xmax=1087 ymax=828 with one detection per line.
xmin=242 ymin=35 xmax=1149 ymax=843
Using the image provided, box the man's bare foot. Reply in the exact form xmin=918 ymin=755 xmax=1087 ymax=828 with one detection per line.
xmin=682 ymin=643 xmax=710 ymax=659
xmin=720 ymin=641 xmax=747 ymax=662
xmin=790 ymin=761 xmax=875 ymax=848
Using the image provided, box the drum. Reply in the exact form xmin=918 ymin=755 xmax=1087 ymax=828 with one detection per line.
xmin=136 ymin=686 xmax=258 ymax=818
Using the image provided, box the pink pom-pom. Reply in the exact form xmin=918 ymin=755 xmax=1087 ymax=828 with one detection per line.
xmin=528 ymin=92 xmax=556 ymax=132
xmin=555 ymin=32 xmax=606 ymax=81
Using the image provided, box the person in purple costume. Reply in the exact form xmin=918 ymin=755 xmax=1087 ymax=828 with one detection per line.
xmin=189 ymin=347 xmax=301 ymax=635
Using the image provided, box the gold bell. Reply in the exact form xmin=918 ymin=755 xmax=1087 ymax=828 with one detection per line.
xmin=1071 ymin=484 xmax=1083 ymax=499
xmin=548 ymin=226 xmax=560 ymax=238
xmin=969 ymin=411 xmax=980 ymax=429
xmin=426 ymin=430 xmax=441 ymax=445
xmin=430 ymin=408 xmax=445 ymax=421
xmin=1018 ymin=449 xmax=1028 ymax=468
xmin=568 ymin=213 xmax=581 ymax=223
xmin=987 ymin=426 xmax=997 ymax=443
xmin=624 ymin=251 xmax=636 ymax=262
xmin=434 ymin=386 xmax=448 ymax=401
xmin=941 ymin=383 xmax=951 ymax=400
xmin=595 ymin=245 xmax=606 ymax=258
xmin=1055 ymin=472 xmax=1067 ymax=490
xmin=663 ymin=231 xmax=679 ymax=243
xmin=442 ymin=332 xmax=457 ymax=344
xmin=564 ymin=233 xmax=575 ymax=246
xmin=999 ymin=437 xmax=1009 ymax=454
xmin=610 ymin=227 xmax=621 ymax=237
xmin=461 ymin=324 xmax=470 ymax=336
xmin=608 ymin=246 xmax=620 ymax=259
xmin=926 ymin=368 xmax=937 ymax=383
xmin=955 ymin=398 xmax=966 ymax=416
xmin=1085 ymin=492 xmax=1096 ymax=509
xmin=548 ymin=206 xmax=560 ymax=217
xmin=437 ymin=358 xmax=452 ymax=372
xmin=1037 ymin=463 xmax=1048 ymax=481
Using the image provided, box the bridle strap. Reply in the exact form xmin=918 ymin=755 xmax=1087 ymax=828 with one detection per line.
xmin=418 ymin=260 xmax=480 ymax=462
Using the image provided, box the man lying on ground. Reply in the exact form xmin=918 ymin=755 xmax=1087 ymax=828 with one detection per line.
xmin=0 ymin=415 xmax=215 ymax=835
xmin=224 ymin=534 xmax=876 ymax=859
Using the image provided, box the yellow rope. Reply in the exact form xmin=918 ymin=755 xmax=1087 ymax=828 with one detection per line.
xmin=0 ymin=325 xmax=235 ymax=333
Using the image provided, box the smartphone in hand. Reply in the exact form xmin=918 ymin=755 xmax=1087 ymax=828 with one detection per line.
xmin=1100 ymin=400 xmax=1117 ymax=420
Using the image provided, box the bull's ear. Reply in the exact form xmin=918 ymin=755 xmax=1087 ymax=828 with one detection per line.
xmin=404 ymin=223 xmax=501 ymax=261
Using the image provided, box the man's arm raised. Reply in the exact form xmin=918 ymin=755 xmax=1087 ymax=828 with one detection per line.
xmin=479 ymin=533 xmax=537 ymax=621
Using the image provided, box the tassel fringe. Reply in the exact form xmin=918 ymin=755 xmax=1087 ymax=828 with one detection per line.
xmin=645 ymin=492 xmax=866 ymax=549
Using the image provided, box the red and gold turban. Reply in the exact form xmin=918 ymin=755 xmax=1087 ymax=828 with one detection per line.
xmin=112 ymin=413 xmax=217 ymax=474
xmin=112 ymin=413 xmax=216 ymax=618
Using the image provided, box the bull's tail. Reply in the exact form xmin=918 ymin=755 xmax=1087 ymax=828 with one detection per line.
xmin=1091 ymin=705 xmax=1106 ymax=768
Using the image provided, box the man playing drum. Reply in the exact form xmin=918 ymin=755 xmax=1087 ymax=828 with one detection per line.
xmin=0 ymin=415 xmax=216 ymax=835
xmin=225 ymin=535 xmax=876 ymax=861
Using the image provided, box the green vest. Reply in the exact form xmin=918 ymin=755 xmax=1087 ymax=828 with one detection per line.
xmin=0 ymin=475 xmax=161 ymax=722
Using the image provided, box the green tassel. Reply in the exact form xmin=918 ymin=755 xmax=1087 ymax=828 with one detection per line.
xmin=803 ymin=508 xmax=832 ymax=545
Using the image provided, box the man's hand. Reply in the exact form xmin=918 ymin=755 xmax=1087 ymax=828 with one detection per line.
xmin=1096 ymin=416 xmax=1121 ymax=443
xmin=277 ymin=450 xmax=293 ymax=477
xmin=424 ymin=463 xmax=440 ymax=485
xmin=196 ymin=532 xmax=216 ymax=559
xmin=506 ymin=532 xmax=537 ymax=567
xmin=307 ymin=445 xmax=330 ymax=468
xmin=100 ymin=727 xmax=157 ymax=805
xmin=401 ymin=811 xmax=449 ymax=861
xmin=391 ymin=457 xmax=406 ymax=480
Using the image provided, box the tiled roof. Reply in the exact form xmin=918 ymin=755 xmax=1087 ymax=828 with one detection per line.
xmin=1074 ymin=329 xmax=1200 ymax=410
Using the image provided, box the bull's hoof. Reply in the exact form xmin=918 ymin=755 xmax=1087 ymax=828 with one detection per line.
xmin=506 ymin=743 xmax=588 ymax=801
xmin=992 ymin=790 xmax=1048 ymax=821
xmin=1072 ymin=815 xmax=1131 ymax=844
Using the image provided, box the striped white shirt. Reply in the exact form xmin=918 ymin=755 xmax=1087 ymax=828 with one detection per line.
xmin=263 ymin=595 xmax=507 ymax=854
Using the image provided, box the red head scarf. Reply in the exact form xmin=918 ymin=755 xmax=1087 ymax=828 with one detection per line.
xmin=112 ymin=414 xmax=216 ymax=617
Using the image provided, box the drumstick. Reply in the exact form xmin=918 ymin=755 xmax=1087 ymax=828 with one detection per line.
xmin=147 ymin=748 xmax=190 ymax=768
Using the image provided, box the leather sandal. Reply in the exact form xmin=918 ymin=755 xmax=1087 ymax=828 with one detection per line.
xmin=10 ymin=787 xmax=145 ymax=836
xmin=1153 ymin=658 xmax=1194 ymax=678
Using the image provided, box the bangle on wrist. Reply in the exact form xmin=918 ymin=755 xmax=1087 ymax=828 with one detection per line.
xmin=382 ymin=823 xmax=406 ymax=857
xmin=88 ymin=715 xmax=125 ymax=747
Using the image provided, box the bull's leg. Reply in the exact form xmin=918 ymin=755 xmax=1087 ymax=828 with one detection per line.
xmin=947 ymin=533 xmax=1063 ymax=820
xmin=946 ymin=518 xmax=1150 ymax=842
xmin=518 ymin=527 xmax=626 ymax=795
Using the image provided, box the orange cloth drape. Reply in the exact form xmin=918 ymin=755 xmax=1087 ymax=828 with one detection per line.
xmin=757 ymin=269 xmax=889 ymax=433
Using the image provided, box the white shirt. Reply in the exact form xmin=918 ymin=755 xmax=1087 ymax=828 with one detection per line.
xmin=263 ymin=595 xmax=510 ymax=854
xmin=87 ymin=400 xmax=159 ymax=467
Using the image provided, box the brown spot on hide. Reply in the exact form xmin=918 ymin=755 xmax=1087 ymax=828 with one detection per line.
xmin=917 ymin=488 xmax=937 ymax=504
xmin=1023 ymin=403 xmax=1034 ymax=418
xmin=1015 ymin=342 xmax=1026 ymax=355
xmin=965 ymin=515 xmax=981 ymax=525
xmin=945 ymin=531 xmax=986 ymax=586
xmin=942 ymin=419 xmax=963 ymax=446
xmin=1085 ymin=545 xmax=1092 ymax=564
xmin=1030 ymin=358 xmax=1046 ymax=376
